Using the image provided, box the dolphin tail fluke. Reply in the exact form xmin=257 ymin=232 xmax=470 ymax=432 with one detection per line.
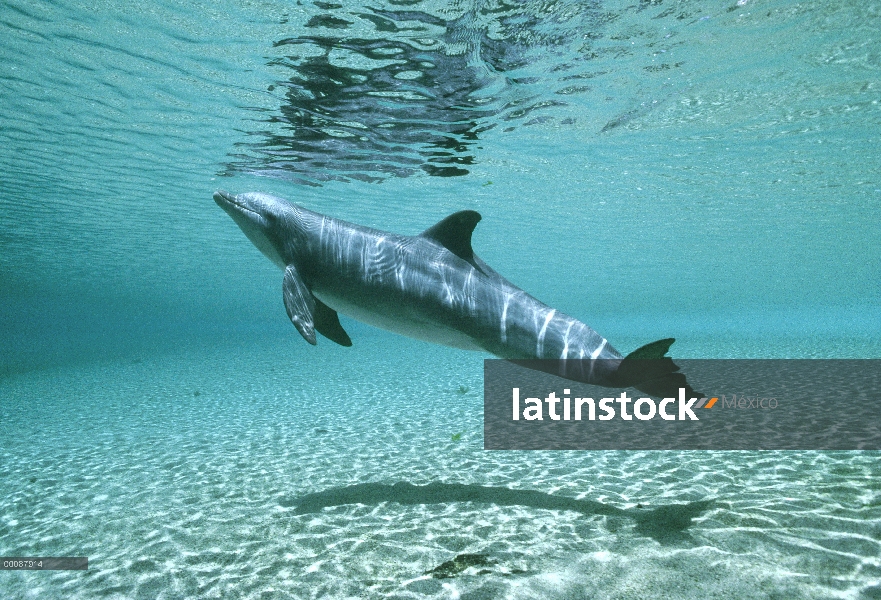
xmin=615 ymin=338 xmax=702 ymax=399
xmin=624 ymin=338 xmax=675 ymax=360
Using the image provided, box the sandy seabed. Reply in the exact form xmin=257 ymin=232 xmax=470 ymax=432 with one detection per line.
xmin=1 ymin=337 xmax=879 ymax=599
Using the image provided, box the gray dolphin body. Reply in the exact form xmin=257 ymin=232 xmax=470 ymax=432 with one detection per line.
xmin=214 ymin=190 xmax=696 ymax=396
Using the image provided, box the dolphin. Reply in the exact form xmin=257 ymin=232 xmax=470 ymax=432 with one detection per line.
xmin=213 ymin=190 xmax=698 ymax=396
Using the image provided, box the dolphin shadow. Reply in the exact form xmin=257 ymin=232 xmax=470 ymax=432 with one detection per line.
xmin=289 ymin=482 xmax=714 ymax=543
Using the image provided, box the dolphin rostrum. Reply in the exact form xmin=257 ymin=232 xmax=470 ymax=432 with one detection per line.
xmin=214 ymin=190 xmax=698 ymax=397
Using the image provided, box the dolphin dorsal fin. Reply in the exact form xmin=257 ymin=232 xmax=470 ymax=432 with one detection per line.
xmin=420 ymin=210 xmax=482 ymax=265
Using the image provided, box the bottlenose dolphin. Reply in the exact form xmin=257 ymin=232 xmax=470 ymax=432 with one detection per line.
xmin=214 ymin=190 xmax=697 ymax=396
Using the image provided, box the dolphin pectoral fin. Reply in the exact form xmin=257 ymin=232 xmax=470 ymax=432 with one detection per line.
xmin=420 ymin=210 xmax=485 ymax=272
xmin=282 ymin=264 xmax=317 ymax=345
xmin=314 ymin=299 xmax=353 ymax=347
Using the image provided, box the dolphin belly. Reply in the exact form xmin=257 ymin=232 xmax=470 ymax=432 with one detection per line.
xmin=311 ymin=288 xmax=484 ymax=351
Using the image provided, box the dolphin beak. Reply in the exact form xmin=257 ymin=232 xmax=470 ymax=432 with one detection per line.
xmin=214 ymin=189 xmax=259 ymax=219
xmin=213 ymin=190 xmax=236 ymax=207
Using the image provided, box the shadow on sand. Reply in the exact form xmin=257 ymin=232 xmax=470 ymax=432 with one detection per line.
xmin=289 ymin=482 xmax=714 ymax=543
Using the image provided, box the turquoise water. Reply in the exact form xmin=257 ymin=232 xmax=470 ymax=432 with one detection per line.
xmin=1 ymin=0 xmax=880 ymax=597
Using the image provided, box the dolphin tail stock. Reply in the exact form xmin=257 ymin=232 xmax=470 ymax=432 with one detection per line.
xmin=612 ymin=338 xmax=702 ymax=399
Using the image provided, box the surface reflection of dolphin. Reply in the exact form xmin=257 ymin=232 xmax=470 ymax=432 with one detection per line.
xmin=290 ymin=482 xmax=714 ymax=541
